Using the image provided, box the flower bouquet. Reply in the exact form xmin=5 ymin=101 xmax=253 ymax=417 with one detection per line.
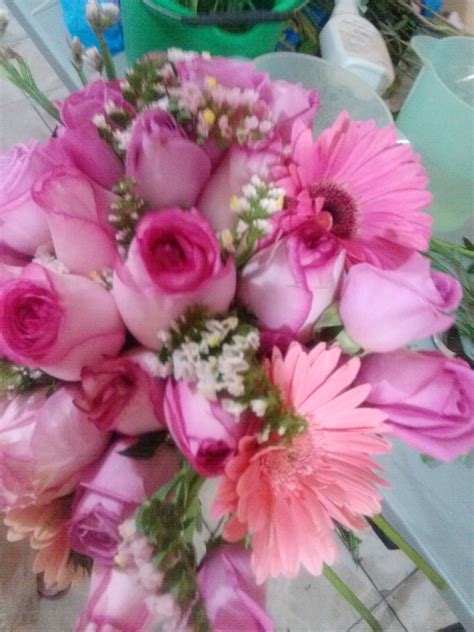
xmin=1 ymin=6 xmax=474 ymax=631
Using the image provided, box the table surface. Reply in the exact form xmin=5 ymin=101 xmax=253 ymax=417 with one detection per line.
xmin=2 ymin=2 xmax=474 ymax=629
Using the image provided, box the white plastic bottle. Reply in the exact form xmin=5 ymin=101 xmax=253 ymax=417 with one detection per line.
xmin=319 ymin=0 xmax=395 ymax=95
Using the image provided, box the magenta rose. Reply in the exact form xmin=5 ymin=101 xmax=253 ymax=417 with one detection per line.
xmin=126 ymin=108 xmax=211 ymax=209
xmin=357 ymin=350 xmax=474 ymax=461
xmin=239 ymin=228 xmax=345 ymax=342
xmin=69 ymin=439 xmax=179 ymax=564
xmin=32 ymin=166 xmax=118 ymax=276
xmin=75 ymin=349 xmax=166 ymax=435
xmin=269 ymin=80 xmax=319 ymax=143
xmin=0 ymin=141 xmax=57 ymax=256
xmin=198 ymin=544 xmax=274 ymax=632
xmin=113 ymin=208 xmax=236 ymax=349
xmin=0 ymin=262 xmax=125 ymax=380
xmin=60 ymin=79 xmax=131 ymax=129
xmin=75 ymin=565 xmax=159 ymax=632
xmin=164 ymin=380 xmax=253 ymax=477
xmin=198 ymin=143 xmax=282 ymax=233
xmin=339 ymin=254 xmax=462 ymax=352
xmin=0 ymin=386 xmax=110 ymax=512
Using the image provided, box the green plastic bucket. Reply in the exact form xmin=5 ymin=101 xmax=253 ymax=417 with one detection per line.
xmin=121 ymin=0 xmax=306 ymax=62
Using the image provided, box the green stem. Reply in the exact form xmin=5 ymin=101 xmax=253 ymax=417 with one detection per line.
xmin=95 ymin=31 xmax=116 ymax=80
xmin=323 ymin=566 xmax=382 ymax=632
xmin=430 ymin=238 xmax=474 ymax=260
xmin=371 ymin=515 xmax=448 ymax=590
xmin=72 ymin=62 xmax=88 ymax=87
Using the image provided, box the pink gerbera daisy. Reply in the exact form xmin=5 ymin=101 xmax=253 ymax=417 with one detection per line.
xmin=272 ymin=112 xmax=433 ymax=267
xmin=212 ymin=342 xmax=390 ymax=584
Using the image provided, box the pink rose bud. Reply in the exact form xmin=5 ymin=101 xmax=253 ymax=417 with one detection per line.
xmin=0 ymin=141 xmax=57 ymax=256
xmin=75 ymin=565 xmax=160 ymax=632
xmin=198 ymin=544 xmax=274 ymax=632
xmin=113 ymin=208 xmax=236 ymax=349
xmin=164 ymin=380 xmax=253 ymax=477
xmin=69 ymin=439 xmax=179 ymax=565
xmin=126 ymin=108 xmax=211 ymax=209
xmin=339 ymin=254 xmax=462 ymax=352
xmin=76 ymin=348 xmax=166 ymax=435
xmin=269 ymin=80 xmax=319 ymax=143
xmin=239 ymin=228 xmax=345 ymax=342
xmin=0 ymin=262 xmax=125 ymax=380
xmin=0 ymin=386 xmax=110 ymax=512
xmin=59 ymin=79 xmax=132 ymax=130
xmin=198 ymin=144 xmax=282 ymax=233
xmin=357 ymin=350 xmax=474 ymax=461
xmin=32 ymin=166 xmax=118 ymax=276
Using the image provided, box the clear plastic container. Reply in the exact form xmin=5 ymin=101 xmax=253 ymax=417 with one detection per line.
xmin=396 ymin=36 xmax=474 ymax=237
xmin=254 ymin=51 xmax=393 ymax=136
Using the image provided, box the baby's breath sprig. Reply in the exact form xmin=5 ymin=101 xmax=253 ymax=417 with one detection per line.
xmin=120 ymin=54 xmax=178 ymax=110
xmin=109 ymin=177 xmax=148 ymax=254
xmin=0 ymin=360 xmax=58 ymax=399
xmin=157 ymin=306 xmax=307 ymax=441
xmin=229 ymin=175 xmax=285 ymax=268
xmin=93 ymin=102 xmax=134 ymax=157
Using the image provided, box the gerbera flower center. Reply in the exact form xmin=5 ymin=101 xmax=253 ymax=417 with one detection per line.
xmin=261 ymin=434 xmax=315 ymax=493
xmin=309 ymin=182 xmax=357 ymax=239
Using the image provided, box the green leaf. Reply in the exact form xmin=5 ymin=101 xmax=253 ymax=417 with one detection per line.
xmin=463 ymin=237 xmax=474 ymax=251
xmin=119 ymin=430 xmax=168 ymax=459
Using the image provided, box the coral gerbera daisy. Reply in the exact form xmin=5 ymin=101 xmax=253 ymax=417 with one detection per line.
xmin=212 ymin=342 xmax=390 ymax=584
xmin=272 ymin=112 xmax=433 ymax=268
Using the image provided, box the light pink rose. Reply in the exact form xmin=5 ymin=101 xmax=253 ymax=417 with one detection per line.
xmin=60 ymin=79 xmax=132 ymax=130
xmin=357 ymin=350 xmax=474 ymax=461
xmin=198 ymin=143 xmax=282 ymax=233
xmin=75 ymin=565 xmax=159 ymax=632
xmin=69 ymin=439 xmax=179 ymax=564
xmin=198 ymin=544 xmax=274 ymax=632
xmin=126 ymin=108 xmax=211 ymax=209
xmin=0 ymin=262 xmax=125 ymax=380
xmin=239 ymin=228 xmax=345 ymax=342
xmin=269 ymin=80 xmax=319 ymax=143
xmin=113 ymin=209 xmax=236 ymax=349
xmin=32 ymin=166 xmax=118 ymax=276
xmin=0 ymin=141 xmax=57 ymax=255
xmin=339 ymin=254 xmax=462 ymax=352
xmin=75 ymin=349 xmax=166 ymax=435
xmin=0 ymin=386 xmax=110 ymax=511
xmin=164 ymin=380 xmax=253 ymax=477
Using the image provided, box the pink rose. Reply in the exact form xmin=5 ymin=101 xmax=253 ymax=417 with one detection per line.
xmin=32 ymin=166 xmax=118 ymax=276
xmin=113 ymin=209 xmax=236 ymax=349
xmin=164 ymin=380 xmax=253 ymax=477
xmin=53 ymin=125 xmax=124 ymax=190
xmin=269 ymin=80 xmax=319 ymax=143
xmin=175 ymin=56 xmax=271 ymax=97
xmin=69 ymin=439 xmax=179 ymax=564
xmin=75 ymin=349 xmax=166 ymax=435
xmin=357 ymin=350 xmax=474 ymax=461
xmin=0 ymin=262 xmax=125 ymax=380
xmin=198 ymin=544 xmax=274 ymax=632
xmin=339 ymin=254 xmax=462 ymax=352
xmin=126 ymin=108 xmax=211 ymax=209
xmin=75 ymin=565 xmax=159 ymax=632
xmin=239 ymin=228 xmax=345 ymax=342
xmin=0 ymin=386 xmax=110 ymax=511
xmin=60 ymin=79 xmax=131 ymax=130
xmin=0 ymin=141 xmax=57 ymax=255
xmin=198 ymin=143 xmax=282 ymax=233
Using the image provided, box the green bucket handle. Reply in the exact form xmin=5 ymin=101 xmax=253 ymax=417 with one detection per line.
xmin=141 ymin=0 xmax=308 ymax=26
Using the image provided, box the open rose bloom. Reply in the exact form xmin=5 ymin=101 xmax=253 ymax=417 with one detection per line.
xmin=0 ymin=47 xmax=472 ymax=632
